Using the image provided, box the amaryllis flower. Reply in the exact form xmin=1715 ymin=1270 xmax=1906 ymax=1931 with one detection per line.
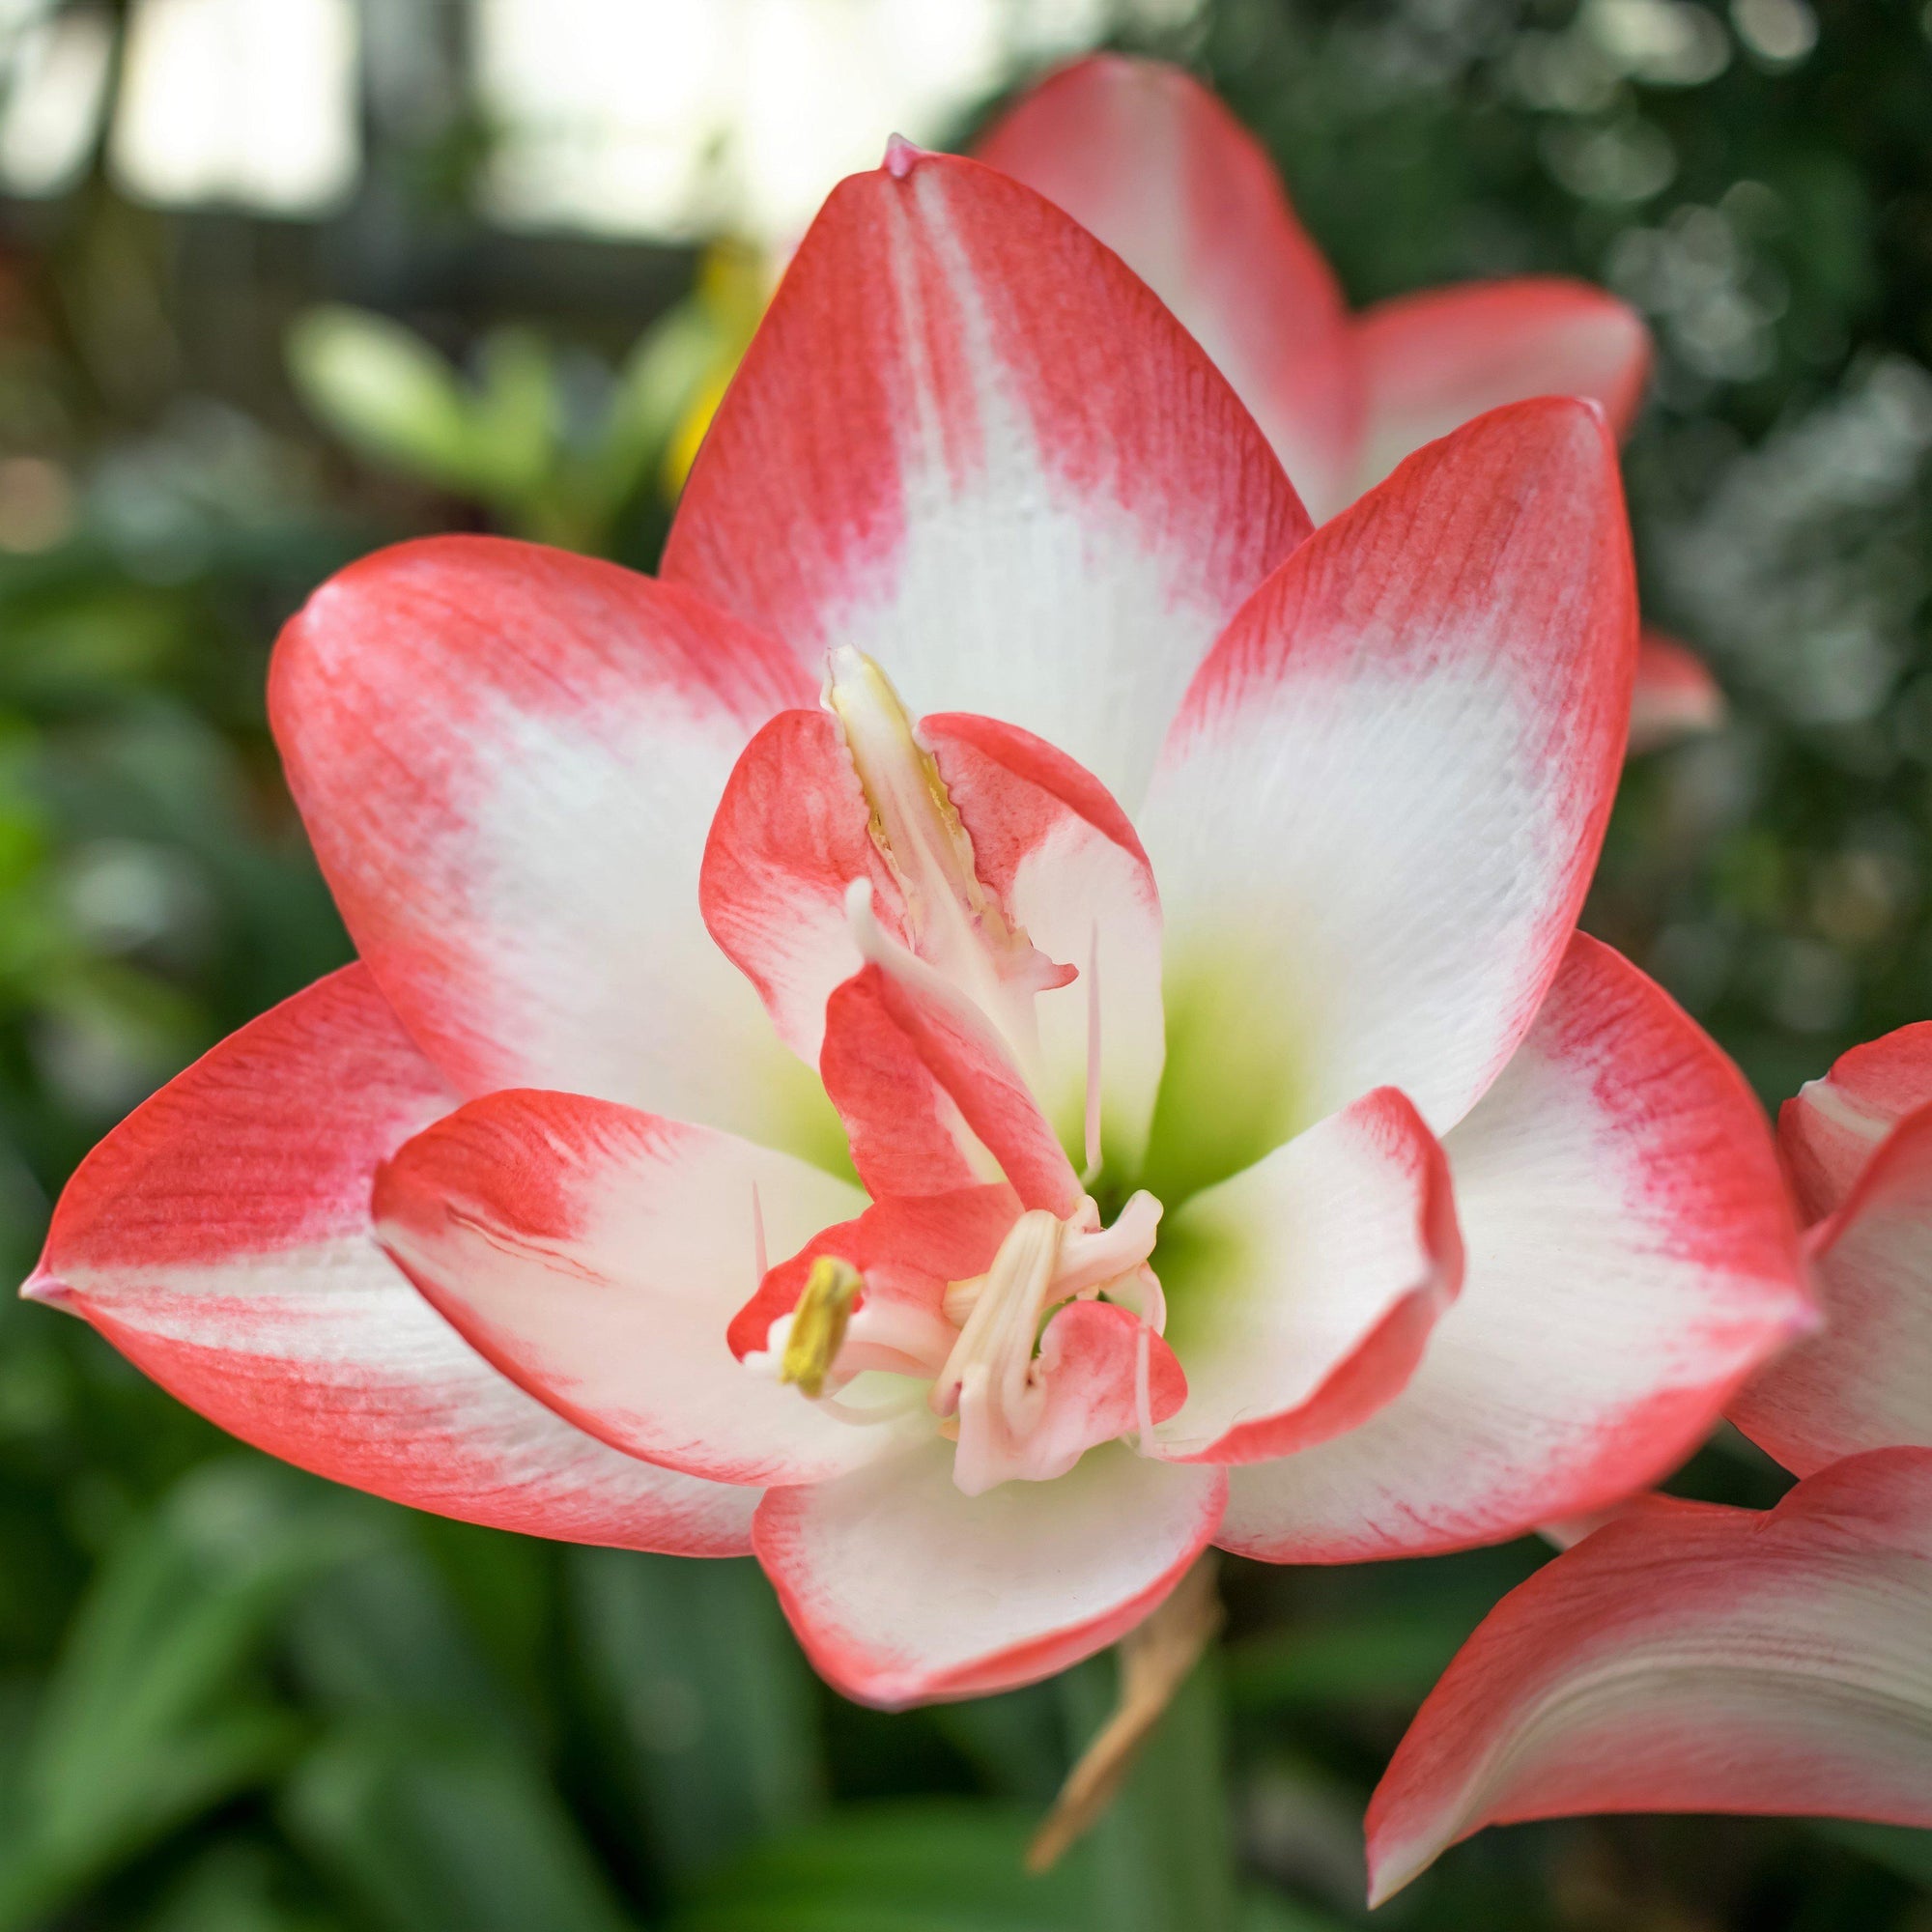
xmin=1368 ymin=1023 xmax=1932 ymax=1899
xmin=25 ymin=147 xmax=1804 ymax=1709
xmin=975 ymin=52 xmax=1725 ymax=752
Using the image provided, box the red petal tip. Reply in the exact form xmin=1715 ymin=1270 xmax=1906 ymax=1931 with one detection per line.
xmin=883 ymin=133 xmax=923 ymax=179
xmin=19 ymin=1268 xmax=72 ymax=1307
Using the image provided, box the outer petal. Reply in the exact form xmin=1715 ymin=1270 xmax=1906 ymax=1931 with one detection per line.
xmin=753 ymin=1440 xmax=1225 ymax=1708
xmin=702 ymin=706 xmax=1164 ymax=1169
xmin=1139 ymin=400 xmax=1636 ymax=1201
xmin=1153 ymin=1088 xmax=1462 ymax=1464
xmin=1629 ymin=627 xmax=1726 ymax=753
xmin=1730 ymin=1102 xmax=1932 ymax=1475
xmin=25 ymin=969 xmax=754 ymax=1555
xmin=661 ymin=146 xmax=1311 ymax=809
xmin=1218 ymin=934 xmax=1810 ymax=1564
xmin=1353 ymin=277 xmax=1651 ymax=495
xmin=270 ymin=536 xmax=842 ymax=1166
xmin=973 ymin=54 xmax=1363 ymax=520
xmin=1779 ymin=1021 xmax=1932 ymax=1220
xmin=372 ymin=1090 xmax=878 ymax=1488
xmin=1366 ymin=1449 xmax=1932 ymax=1903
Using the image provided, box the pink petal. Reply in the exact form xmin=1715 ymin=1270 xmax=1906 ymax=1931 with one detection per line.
xmin=1353 ymin=277 xmax=1651 ymax=496
xmin=1731 ymin=1101 xmax=1932 ymax=1474
xmin=973 ymin=53 xmax=1363 ymax=520
xmin=1629 ymin=627 xmax=1726 ymax=753
xmin=372 ymin=1089 xmax=879 ymax=1488
xmin=270 ymin=536 xmax=841 ymax=1162
xmin=753 ymin=1440 xmax=1225 ymax=1708
xmin=1366 ymin=1448 xmax=1932 ymax=1902
xmin=821 ymin=961 xmax=1083 ymax=1217
xmin=702 ymin=705 xmax=1165 ymax=1168
xmin=1153 ymin=1087 xmax=1463 ymax=1464
xmin=1779 ymin=1021 xmax=1932 ymax=1220
xmin=661 ymin=145 xmax=1311 ymax=809
xmin=1218 ymin=934 xmax=1810 ymax=1564
xmin=1140 ymin=399 xmax=1635 ymax=1200
xmin=25 ymin=968 xmax=754 ymax=1554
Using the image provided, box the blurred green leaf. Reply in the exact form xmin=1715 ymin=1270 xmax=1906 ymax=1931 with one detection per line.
xmin=570 ymin=1548 xmax=821 ymax=1882
xmin=285 ymin=305 xmax=476 ymax=494
xmin=284 ymin=1720 xmax=637 ymax=1932
xmin=0 ymin=1463 xmax=366 ymax=1928
xmin=670 ymin=1802 xmax=1093 ymax=1932
xmin=1816 ymin=1820 xmax=1932 ymax=1888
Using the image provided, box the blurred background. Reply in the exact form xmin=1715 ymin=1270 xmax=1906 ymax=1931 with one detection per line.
xmin=0 ymin=1 xmax=1929 ymax=1927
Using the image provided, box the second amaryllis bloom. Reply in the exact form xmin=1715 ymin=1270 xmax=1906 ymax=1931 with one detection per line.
xmin=24 ymin=147 xmax=1806 ymax=1707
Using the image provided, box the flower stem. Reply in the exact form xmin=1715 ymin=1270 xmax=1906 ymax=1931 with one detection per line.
xmin=1058 ymin=1630 xmax=1239 ymax=1932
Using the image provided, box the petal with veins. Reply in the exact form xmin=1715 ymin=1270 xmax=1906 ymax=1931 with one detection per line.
xmin=973 ymin=52 xmax=1362 ymax=521
xmin=1153 ymin=1087 xmax=1462 ymax=1464
xmin=1366 ymin=1449 xmax=1932 ymax=1903
xmin=1219 ymin=934 xmax=1810 ymax=1563
xmin=26 ymin=967 xmax=755 ymax=1555
xmin=373 ymin=1089 xmax=883 ymax=1489
xmin=1140 ymin=400 xmax=1635 ymax=1200
xmin=1779 ymin=1021 xmax=1932 ymax=1221
xmin=270 ymin=535 xmax=843 ymax=1167
xmin=753 ymin=1439 xmax=1225 ymax=1708
xmin=662 ymin=147 xmax=1310 ymax=809
xmin=1731 ymin=1101 xmax=1932 ymax=1474
xmin=1352 ymin=277 xmax=1651 ymax=496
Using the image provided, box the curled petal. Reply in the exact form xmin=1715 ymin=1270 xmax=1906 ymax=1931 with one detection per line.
xmin=26 ymin=969 xmax=754 ymax=1554
xmin=1219 ymin=935 xmax=1810 ymax=1564
xmin=1153 ymin=1087 xmax=1462 ymax=1463
xmin=663 ymin=146 xmax=1310 ymax=808
xmin=1731 ymin=1101 xmax=1932 ymax=1474
xmin=1779 ymin=1021 xmax=1932 ymax=1221
xmin=1367 ymin=1449 xmax=1932 ymax=1903
xmin=974 ymin=53 xmax=1362 ymax=519
xmin=822 ymin=953 xmax=1083 ymax=1217
xmin=753 ymin=1440 xmax=1226 ymax=1708
xmin=1353 ymin=277 xmax=1651 ymax=495
xmin=373 ymin=1089 xmax=879 ymax=1488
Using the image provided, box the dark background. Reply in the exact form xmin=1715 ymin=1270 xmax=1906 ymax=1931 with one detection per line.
xmin=0 ymin=2 xmax=1929 ymax=1927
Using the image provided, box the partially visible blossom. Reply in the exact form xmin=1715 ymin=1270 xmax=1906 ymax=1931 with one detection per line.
xmin=1368 ymin=1022 xmax=1932 ymax=1897
xmin=977 ymin=53 xmax=1725 ymax=747
xmin=24 ymin=147 xmax=1804 ymax=1709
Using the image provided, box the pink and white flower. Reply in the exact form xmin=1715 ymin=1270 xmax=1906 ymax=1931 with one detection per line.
xmin=1368 ymin=1023 xmax=1932 ymax=1897
xmin=975 ymin=52 xmax=1726 ymax=751
xmin=24 ymin=146 xmax=1804 ymax=1708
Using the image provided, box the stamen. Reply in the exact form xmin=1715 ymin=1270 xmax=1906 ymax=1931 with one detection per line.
xmin=750 ymin=1180 xmax=768 ymax=1288
xmin=1082 ymin=919 xmax=1103 ymax=1186
xmin=780 ymin=1255 xmax=864 ymax=1398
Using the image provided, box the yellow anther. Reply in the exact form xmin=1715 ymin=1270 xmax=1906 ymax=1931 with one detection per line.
xmin=780 ymin=1255 xmax=864 ymax=1398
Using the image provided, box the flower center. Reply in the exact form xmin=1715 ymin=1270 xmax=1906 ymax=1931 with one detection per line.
xmin=753 ymin=1190 xmax=1166 ymax=1494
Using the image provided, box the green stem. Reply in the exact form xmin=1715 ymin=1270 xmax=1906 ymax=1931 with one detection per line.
xmin=1062 ymin=1642 xmax=1238 ymax=1932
